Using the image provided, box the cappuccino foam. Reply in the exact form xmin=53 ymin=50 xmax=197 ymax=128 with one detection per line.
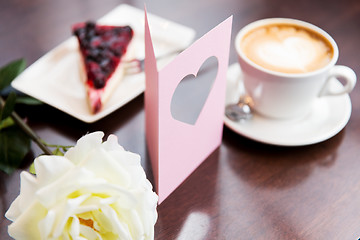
xmin=240 ymin=24 xmax=333 ymax=74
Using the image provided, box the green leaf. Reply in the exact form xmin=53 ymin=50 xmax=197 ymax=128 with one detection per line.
xmin=16 ymin=96 xmax=43 ymax=105
xmin=0 ymin=59 xmax=26 ymax=91
xmin=29 ymin=162 xmax=36 ymax=175
xmin=0 ymin=117 xmax=15 ymax=130
xmin=0 ymin=126 xmax=31 ymax=174
xmin=0 ymin=91 xmax=16 ymax=121
xmin=52 ymin=147 xmax=64 ymax=156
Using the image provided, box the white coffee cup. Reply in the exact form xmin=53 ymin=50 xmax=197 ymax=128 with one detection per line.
xmin=235 ymin=18 xmax=357 ymax=119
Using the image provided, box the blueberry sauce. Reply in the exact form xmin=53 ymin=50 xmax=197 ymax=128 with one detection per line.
xmin=73 ymin=22 xmax=133 ymax=89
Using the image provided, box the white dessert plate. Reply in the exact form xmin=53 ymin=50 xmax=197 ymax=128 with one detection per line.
xmin=11 ymin=4 xmax=196 ymax=123
xmin=224 ymin=63 xmax=353 ymax=146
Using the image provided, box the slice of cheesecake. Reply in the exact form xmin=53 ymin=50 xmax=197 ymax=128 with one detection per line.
xmin=73 ymin=21 xmax=134 ymax=114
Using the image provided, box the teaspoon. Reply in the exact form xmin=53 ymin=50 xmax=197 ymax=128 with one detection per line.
xmin=225 ymin=95 xmax=253 ymax=121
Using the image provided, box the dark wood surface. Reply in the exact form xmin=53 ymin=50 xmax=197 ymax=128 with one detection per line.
xmin=1 ymin=0 xmax=360 ymax=239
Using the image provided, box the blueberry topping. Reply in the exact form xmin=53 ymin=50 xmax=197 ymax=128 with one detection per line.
xmin=85 ymin=22 xmax=95 ymax=30
xmin=93 ymin=77 xmax=106 ymax=89
xmin=73 ymin=21 xmax=133 ymax=89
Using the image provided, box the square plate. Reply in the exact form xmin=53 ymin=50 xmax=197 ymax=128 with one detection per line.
xmin=11 ymin=4 xmax=196 ymax=123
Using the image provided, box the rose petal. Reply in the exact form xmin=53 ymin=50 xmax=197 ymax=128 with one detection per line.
xmin=5 ymin=172 xmax=37 ymax=221
xmin=52 ymin=194 xmax=91 ymax=238
xmin=81 ymin=147 xmax=132 ymax=188
xmin=79 ymin=224 xmax=101 ymax=240
xmin=69 ymin=215 xmax=80 ymax=238
xmin=100 ymin=204 xmax=132 ymax=239
xmin=38 ymin=209 xmax=56 ymax=239
xmin=36 ymin=167 xmax=94 ymax=207
xmin=65 ymin=132 xmax=104 ymax=165
xmin=35 ymin=155 xmax=74 ymax=187
xmin=102 ymin=134 xmax=125 ymax=152
xmin=7 ymin=201 xmax=47 ymax=239
xmin=81 ymin=182 xmax=137 ymax=209
xmin=106 ymin=150 xmax=145 ymax=188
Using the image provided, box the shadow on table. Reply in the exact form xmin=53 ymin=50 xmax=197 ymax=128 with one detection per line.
xmin=154 ymin=147 xmax=221 ymax=240
xmin=222 ymin=125 xmax=345 ymax=189
xmin=220 ymin=126 xmax=346 ymax=239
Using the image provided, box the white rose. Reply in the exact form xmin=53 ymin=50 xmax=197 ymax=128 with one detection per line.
xmin=5 ymin=131 xmax=158 ymax=240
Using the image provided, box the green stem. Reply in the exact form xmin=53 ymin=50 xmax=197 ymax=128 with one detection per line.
xmin=0 ymin=96 xmax=53 ymax=155
xmin=40 ymin=140 xmax=72 ymax=150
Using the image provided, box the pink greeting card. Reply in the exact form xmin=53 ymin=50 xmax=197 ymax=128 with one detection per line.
xmin=145 ymin=8 xmax=232 ymax=204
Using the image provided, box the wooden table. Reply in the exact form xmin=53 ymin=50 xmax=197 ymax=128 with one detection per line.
xmin=1 ymin=0 xmax=360 ymax=239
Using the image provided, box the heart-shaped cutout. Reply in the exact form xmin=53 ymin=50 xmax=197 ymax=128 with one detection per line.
xmin=170 ymin=56 xmax=218 ymax=125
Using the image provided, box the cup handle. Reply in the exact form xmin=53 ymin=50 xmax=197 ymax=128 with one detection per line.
xmin=319 ymin=65 xmax=357 ymax=97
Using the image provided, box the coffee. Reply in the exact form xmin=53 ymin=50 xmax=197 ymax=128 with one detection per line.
xmin=235 ymin=19 xmax=356 ymax=119
xmin=240 ymin=24 xmax=333 ymax=74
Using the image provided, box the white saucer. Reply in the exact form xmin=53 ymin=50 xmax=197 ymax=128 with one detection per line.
xmin=11 ymin=4 xmax=195 ymax=123
xmin=224 ymin=63 xmax=352 ymax=146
